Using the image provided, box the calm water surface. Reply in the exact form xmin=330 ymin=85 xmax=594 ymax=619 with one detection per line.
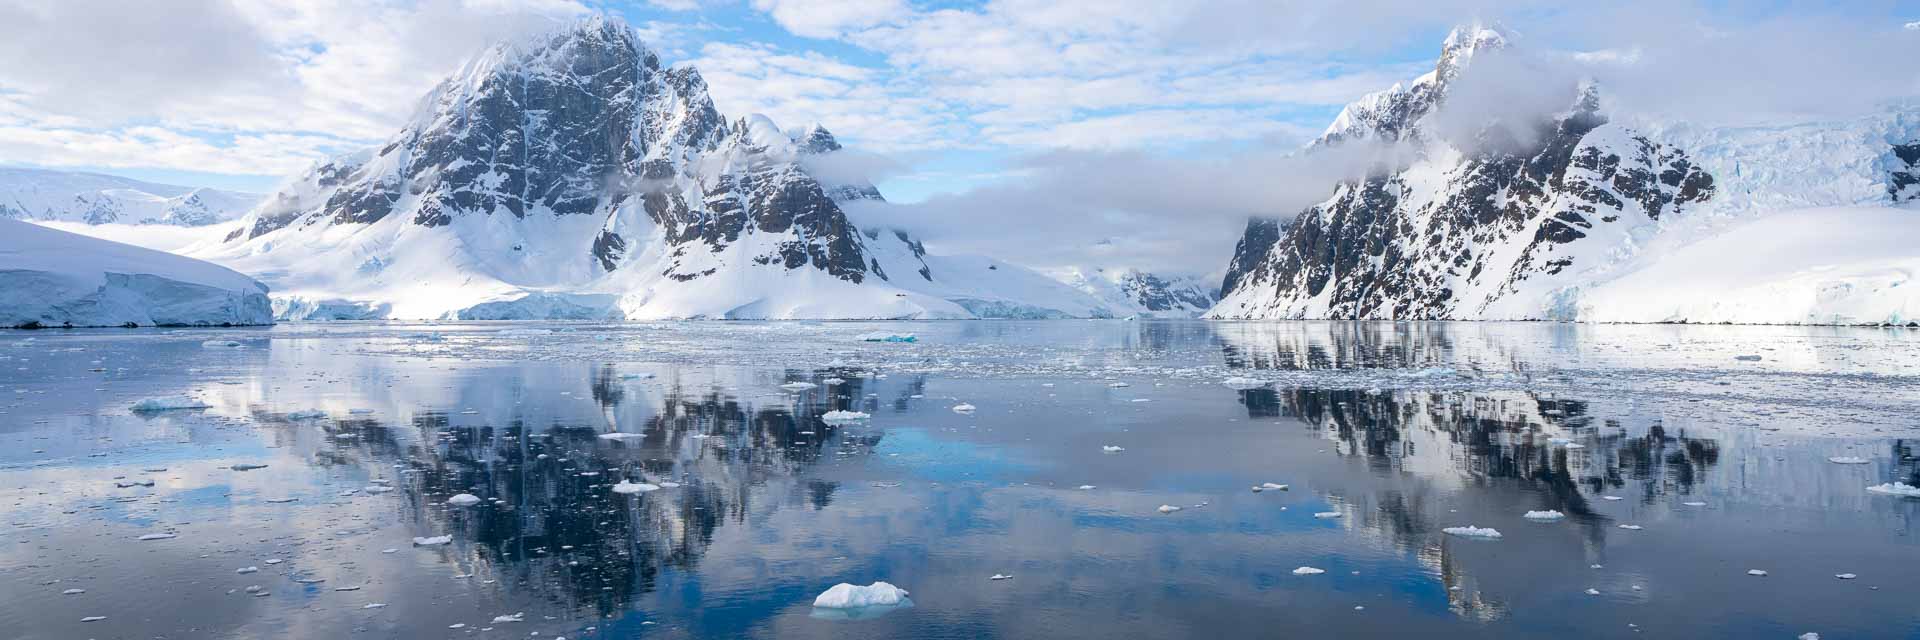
xmin=2 ymin=321 xmax=1917 ymax=639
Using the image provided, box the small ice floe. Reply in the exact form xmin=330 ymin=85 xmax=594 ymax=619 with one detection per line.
xmin=492 ymin=613 xmax=524 ymax=623
xmin=201 ymin=340 xmax=244 ymax=348
xmin=951 ymin=403 xmax=976 ymax=414
xmin=1602 ymin=496 xmax=1623 ymax=501
xmin=612 ymin=480 xmax=659 ymax=494
xmin=1157 ymin=504 xmax=1183 ymax=514
xmin=115 ymin=480 xmax=155 ymax=488
xmin=131 ymin=395 xmax=210 ymax=412
xmin=236 ymin=566 xmax=259 ymax=574
xmin=335 ymin=585 xmax=362 ymax=591
xmin=1799 ymin=634 xmax=1820 ymax=640
xmin=821 ymin=410 xmax=871 ymax=424
xmin=1865 ymin=482 xmax=1920 ymax=497
xmin=1747 ymin=569 xmax=1768 ymax=577
xmin=1584 ymin=588 xmax=1601 ymax=596
xmin=1313 ymin=512 xmax=1342 ymax=519
xmin=1077 ymin=485 xmax=1096 ymax=490
xmin=1617 ymin=524 xmax=1644 ymax=531
xmin=137 ymin=533 xmax=176 ymax=541
xmin=62 ymin=588 xmax=85 ymax=595
xmin=1563 ymin=443 xmax=1586 ymax=450
xmin=231 ymin=463 xmax=268 ymax=471
xmin=1101 ymin=445 xmax=1125 ymax=453
xmin=1261 ymin=482 xmax=1289 ymax=491
xmin=596 ymin=432 xmax=644 ymax=441
xmin=1292 ymin=567 xmax=1326 ymax=576
xmin=286 ymin=409 xmax=327 ymax=420
xmin=362 ymin=485 xmax=394 ymax=494
xmin=1442 ymin=526 xmax=1502 ymax=540
xmin=412 ymin=535 xmax=453 ymax=546
xmin=81 ymin=616 xmax=107 ymax=622
xmin=1827 ymin=456 xmax=1871 ymax=464
xmin=1222 ymin=376 xmax=1270 ymax=390
xmin=779 ymin=382 xmax=818 ymax=392
xmin=362 ymin=603 xmax=387 ymax=609
xmin=857 ymin=332 xmax=917 ymax=343
xmin=989 ymin=574 xmax=1013 ymax=581
xmin=1108 ymin=382 xmax=1130 ymax=388
xmin=813 ymin=582 xmax=910 ymax=609
xmin=659 ymin=481 xmax=682 ymax=488
xmin=823 ymin=378 xmax=846 ymax=386
xmin=447 ymin=494 xmax=482 ymax=506
xmin=1835 ymin=573 xmax=1858 ymax=580
xmin=1682 ymin=501 xmax=1707 ymax=507
xmin=264 ymin=497 xmax=299 ymax=504
xmin=1523 ymin=510 xmax=1566 ymax=521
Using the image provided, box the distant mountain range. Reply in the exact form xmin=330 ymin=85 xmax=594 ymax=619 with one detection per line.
xmin=0 ymin=167 xmax=259 ymax=226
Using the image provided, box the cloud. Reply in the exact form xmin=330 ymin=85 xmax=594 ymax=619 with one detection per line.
xmin=749 ymin=0 xmax=910 ymax=39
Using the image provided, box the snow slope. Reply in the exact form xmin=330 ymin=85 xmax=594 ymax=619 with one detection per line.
xmin=0 ymin=168 xmax=260 ymax=226
xmin=0 ymin=218 xmax=272 ymax=327
xmin=1567 ymin=206 xmax=1919 ymax=325
xmin=191 ymin=17 xmax=1109 ymax=321
xmin=1052 ymin=267 xmax=1217 ymax=318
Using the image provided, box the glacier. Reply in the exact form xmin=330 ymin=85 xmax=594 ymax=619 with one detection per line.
xmin=0 ymin=218 xmax=273 ymax=328
xmin=0 ymin=167 xmax=259 ymax=226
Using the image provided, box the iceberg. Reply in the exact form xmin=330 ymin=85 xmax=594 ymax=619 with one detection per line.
xmin=446 ymin=494 xmax=482 ymax=506
xmin=612 ymin=480 xmax=659 ymax=494
xmin=812 ymin=581 xmax=910 ymax=609
xmin=1523 ymin=510 xmax=1566 ymax=521
xmin=1442 ymin=526 xmax=1503 ymax=539
xmin=130 ymin=395 xmax=210 ymax=412
xmin=1865 ymin=482 xmax=1920 ymax=497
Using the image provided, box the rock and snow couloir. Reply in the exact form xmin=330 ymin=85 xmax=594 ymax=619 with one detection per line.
xmin=190 ymin=17 xmax=1116 ymax=321
xmin=0 ymin=218 xmax=272 ymax=327
xmin=1210 ymin=24 xmax=1920 ymax=326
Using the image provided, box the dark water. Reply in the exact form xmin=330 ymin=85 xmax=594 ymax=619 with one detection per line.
xmin=2 ymin=321 xmax=1917 ymax=639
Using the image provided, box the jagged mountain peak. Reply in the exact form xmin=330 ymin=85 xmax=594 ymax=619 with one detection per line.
xmin=796 ymin=123 xmax=843 ymax=154
xmin=1316 ymin=22 xmax=1520 ymax=147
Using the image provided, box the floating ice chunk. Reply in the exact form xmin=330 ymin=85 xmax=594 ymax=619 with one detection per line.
xmin=823 ymin=378 xmax=846 ymax=385
xmin=1617 ymin=524 xmax=1643 ymax=530
xmin=1584 ymin=588 xmax=1600 ymax=596
xmin=81 ymin=616 xmax=106 ymax=622
xmin=989 ymin=574 xmax=1012 ymax=581
xmin=1313 ymin=512 xmax=1342 ymax=519
xmin=812 ymin=582 xmax=910 ymax=609
xmin=1101 ymin=445 xmax=1125 ymax=453
xmin=1222 ymin=376 xmax=1270 ymax=390
xmin=137 ymin=532 xmax=176 ymax=541
xmin=1443 ymin=526 xmax=1502 ymax=539
xmin=131 ymin=395 xmax=209 ymax=412
xmin=1835 ymin=573 xmax=1857 ymax=580
xmin=1108 ymin=382 xmax=1130 ymax=388
xmin=412 ymin=535 xmax=452 ymax=546
xmin=492 ymin=613 xmax=524 ymax=623
xmin=1261 ymin=482 xmax=1289 ymax=491
xmin=1747 ymin=569 xmax=1768 ymax=576
xmin=231 ymin=463 xmax=268 ymax=471
xmin=447 ymin=494 xmax=482 ymax=506
xmin=1157 ymin=504 xmax=1182 ymax=514
xmin=264 ymin=558 xmax=282 ymax=565
xmin=1799 ymin=634 xmax=1820 ymax=640
xmin=659 ymin=481 xmax=681 ymax=488
xmin=1563 ymin=443 xmax=1586 ymax=450
xmin=362 ymin=603 xmax=387 ymax=609
xmin=62 ymin=588 xmax=85 ymax=594
xmin=1077 ymin=485 xmax=1096 ymax=490
xmin=779 ymin=382 xmax=818 ymax=392
xmin=362 ymin=485 xmax=393 ymax=494
xmin=236 ymin=566 xmax=259 ymax=574
xmin=1523 ymin=510 xmax=1566 ymax=521
xmin=335 ymin=585 xmax=362 ymax=591
xmin=201 ymin=340 xmax=244 ymax=348
xmin=1602 ymin=496 xmax=1623 ymax=501
xmin=596 ymin=432 xmax=643 ymax=441
xmin=264 ymin=497 xmax=298 ymax=504
xmin=857 ymin=332 xmax=916 ymax=343
xmin=286 ymin=409 xmax=327 ymax=420
xmin=822 ymin=410 xmax=870 ymax=424
xmin=951 ymin=403 xmax=976 ymax=414
xmin=612 ymin=480 xmax=659 ymax=494
xmin=1865 ymin=482 xmax=1920 ymax=497
xmin=1292 ymin=567 xmax=1326 ymax=576
xmin=115 ymin=480 xmax=155 ymax=488
xmin=1682 ymin=501 xmax=1707 ymax=506
xmin=1827 ymin=456 xmax=1871 ymax=464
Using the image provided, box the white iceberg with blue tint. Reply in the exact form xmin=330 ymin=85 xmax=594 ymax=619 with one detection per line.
xmin=812 ymin=581 xmax=911 ymax=609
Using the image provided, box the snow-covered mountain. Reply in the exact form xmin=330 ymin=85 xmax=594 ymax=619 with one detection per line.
xmin=1210 ymin=25 xmax=1920 ymax=326
xmin=0 ymin=218 xmax=271 ymax=327
xmin=1054 ymin=267 xmax=1217 ymax=318
xmin=0 ymin=168 xmax=260 ymax=226
xmin=195 ymin=17 xmax=1113 ymax=321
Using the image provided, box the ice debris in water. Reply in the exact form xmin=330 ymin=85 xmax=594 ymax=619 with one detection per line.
xmin=612 ymin=480 xmax=659 ymax=494
xmin=813 ymin=582 xmax=910 ymax=609
xmin=1442 ymin=526 xmax=1502 ymax=539
xmin=1748 ymin=569 xmax=1768 ymax=576
xmin=1866 ymin=482 xmax=1920 ymax=497
xmin=412 ymin=535 xmax=452 ymax=546
xmin=236 ymin=566 xmax=258 ymax=574
xmin=130 ymin=395 xmax=210 ymax=412
xmin=951 ymin=403 xmax=977 ymax=414
xmin=1314 ymin=512 xmax=1342 ymax=519
xmin=823 ymin=377 xmax=846 ymax=385
xmin=1223 ymin=376 xmax=1270 ymax=390
xmin=1261 ymin=482 xmax=1289 ymax=491
xmin=286 ymin=409 xmax=327 ymax=420
xmin=492 ymin=613 xmax=524 ymax=623
xmin=1828 ymin=456 xmax=1871 ymax=464
xmin=201 ymin=340 xmax=244 ymax=348
xmin=1101 ymin=445 xmax=1125 ymax=453
xmin=447 ymin=494 xmax=482 ymax=506
xmin=137 ymin=533 xmax=176 ymax=540
xmin=231 ymin=463 xmax=267 ymax=471
xmin=779 ymin=382 xmax=818 ymax=392
xmin=989 ymin=574 xmax=1013 ymax=581
xmin=1836 ymin=573 xmax=1858 ymax=580
xmin=1157 ymin=504 xmax=1182 ymax=514
xmin=1618 ymin=524 xmax=1644 ymax=531
xmin=62 ymin=588 xmax=85 ymax=595
xmin=362 ymin=603 xmax=387 ymax=609
xmin=1523 ymin=510 xmax=1566 ymax=521
xmin=1585 ymin=588 xmax=1601 ymax=596
xmin=596 ymin=432 xmax=644 ymax=441
xmin=822 ymin=410 xmax=870 ymax=424
xmin=81 ymin=616 xmax=106 ymax=622
xmin=1292 ymin=567 xmax=1326 ymax=576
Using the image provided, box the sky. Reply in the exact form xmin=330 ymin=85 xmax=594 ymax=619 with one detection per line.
xmin=1 ymin=0 xmax=1917 ymax=276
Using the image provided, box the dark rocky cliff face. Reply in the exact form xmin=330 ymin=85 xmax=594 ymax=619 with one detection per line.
xmin=230 ymin=17 xmax=880 ymax=287
xmin=1892 ymin=142 xmax=1920 ymax=203
xmin=1212 ymin=27 xmax=1714 ymax=320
